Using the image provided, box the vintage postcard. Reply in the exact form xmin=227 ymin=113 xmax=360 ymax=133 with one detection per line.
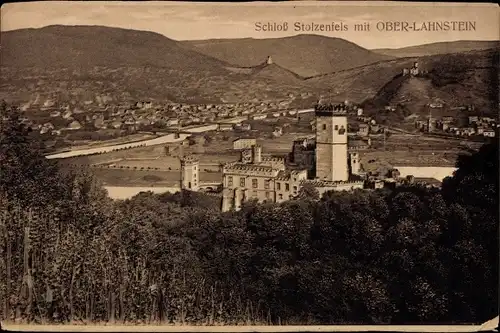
xmin=0 ymin=1 xmax=498 ymax=332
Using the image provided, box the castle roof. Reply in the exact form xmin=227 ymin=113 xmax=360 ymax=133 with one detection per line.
xmin=275 ymin=169 xmax=307 ymax=181
xmin=223 ymin=162 xmax=279 ymax=177
xmin=301 ymin=179 xmax=364 ymax=187
xmin=233 ymin=137 xmax=257 ymax=142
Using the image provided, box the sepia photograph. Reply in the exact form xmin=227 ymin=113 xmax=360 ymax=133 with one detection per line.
xmin=0 ymin=1 xmax=498 ymax=331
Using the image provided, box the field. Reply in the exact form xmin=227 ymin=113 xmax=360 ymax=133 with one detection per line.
xmin=360 ymin=132 xmax=472 ymax=174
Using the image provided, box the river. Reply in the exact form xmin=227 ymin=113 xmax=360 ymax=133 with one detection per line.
xmin=393 ymin=166 xmax=457 ymax=181
xmin=104 ymin=186 xmax=180 ymax=200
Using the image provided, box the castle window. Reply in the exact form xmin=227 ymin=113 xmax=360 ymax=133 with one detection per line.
xmin=240 ymin=178 xmax=246 ymax=187
xmin=334 ymin=125 xmax=339 ymax=130
xmin=278 ymin=193 xmax=283 ymax=200
xmin=228 ymin=176 xmax=233 ymax=187
xmin=276 ymin=182 xmax=281 ymax=190
xmin=188 ymin=182 xmax=192 ymax=189
xmin=252 ymin=179 xmax=258 ymax=188
xmin=322 ymin=124 xmax=326 ymax=130
xmin=265 ymin=191 xmax=271 ymax=199
xmin=285 ymin=183 xmax=290 ymax=191
xmin=293 ymin=186 xmax=298 ymax=192
xmin=252 ymin=190 xmax=258 ymax=197
xmin=264 ymin=180 xmax=270 ymax=189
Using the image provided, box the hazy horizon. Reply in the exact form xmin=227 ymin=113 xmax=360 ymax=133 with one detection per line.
xmin=1 ymin=1 xmax=498 ymax=49
xmin=3 ymin=23 xmax=499 ymax=51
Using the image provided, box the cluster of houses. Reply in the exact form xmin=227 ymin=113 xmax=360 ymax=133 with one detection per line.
xmin=416 ymin=115 xmax=497 ymax=138
xmin=355 ymin=116 xmax=383 ymax=135
xmin=21 ymin=99 xmax=302 ymax=137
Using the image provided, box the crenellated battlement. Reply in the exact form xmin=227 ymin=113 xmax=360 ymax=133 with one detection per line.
xmin=314 ymin=103 xmax=348 ymax=116
xmin=180 ymin=155 xmax=199 ymax=164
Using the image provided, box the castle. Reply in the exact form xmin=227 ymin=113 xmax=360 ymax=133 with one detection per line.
xmin=217 ymin=103 xmax=364 ymax=212
xmin=402 ymin=62 xmax=421 ymax=76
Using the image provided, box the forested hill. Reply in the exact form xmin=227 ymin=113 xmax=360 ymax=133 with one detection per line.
xmin=0 ymin=101 xmax=498 ymax=325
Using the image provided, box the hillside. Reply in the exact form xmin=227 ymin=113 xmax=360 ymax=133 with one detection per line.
xmin=309 ymin=48 xmax=498 ymax=115
xmin=373 ymin=40 xmax=499 ymax=58
xmin=182 ymin=34 xmax=393 ymax=77
xmin=1 ymin=25 xmax=228 ymax=71
xmin=0 ymin=26 xmax=313 ymax=105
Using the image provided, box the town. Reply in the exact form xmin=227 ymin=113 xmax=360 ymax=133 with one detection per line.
xmin=1 ymin=6 xmax=498 ymax=328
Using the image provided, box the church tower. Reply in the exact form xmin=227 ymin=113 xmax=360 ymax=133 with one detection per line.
xmin=315 ymin=103 xmax=349 ymax=182
xmin=180 ymin=155 xmax=200 ymax=191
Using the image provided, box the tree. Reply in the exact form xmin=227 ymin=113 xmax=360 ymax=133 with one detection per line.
xmin=297 ymin=183 xmax=320 ymax=201
xmin=0 ymin=101 xmax=64 ymax=207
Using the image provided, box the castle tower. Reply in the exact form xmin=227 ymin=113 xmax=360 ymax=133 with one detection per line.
xmin=315 ymin=104 xmax=349 ymax=182
xmin=349 ymin=152 xmax=360 ymax=176
xmin=180 ymin=155 xmax=200 ymax=191
xmin=427 ymin=108 xmax=434 ymax=133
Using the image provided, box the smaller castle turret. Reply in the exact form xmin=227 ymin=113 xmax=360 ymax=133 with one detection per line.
xmin=252 ymin=144 xmax=262 ymax=163
xmin=403 ymin=62 xmax=422 ymax=76
xmin=180 ymin=155 xmax=200 ymax=191
xmin=349 ymin=152 xmax=361 ymax=176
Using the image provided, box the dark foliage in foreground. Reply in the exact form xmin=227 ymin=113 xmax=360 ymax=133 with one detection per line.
xmin=0 ymin=102 xmax=498 ymax=324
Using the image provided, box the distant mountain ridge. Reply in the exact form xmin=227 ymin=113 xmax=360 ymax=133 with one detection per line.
xmin=1 ymin=25 xmax=229 ymax=72
xmin=1 ymin=25 xmax=497 ymax=113
xmin=373 ymin=40 xmax=499 ymax=58
xmin=182 ymin=34 xmax=394 ymax=77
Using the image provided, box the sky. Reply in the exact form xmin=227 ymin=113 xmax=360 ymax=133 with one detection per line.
xmin=1 ymin=1 xmax=498 ymax=49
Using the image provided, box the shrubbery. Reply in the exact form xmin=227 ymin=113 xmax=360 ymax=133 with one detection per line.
xmin=0 ymin=102 xmax=498 ymax=324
